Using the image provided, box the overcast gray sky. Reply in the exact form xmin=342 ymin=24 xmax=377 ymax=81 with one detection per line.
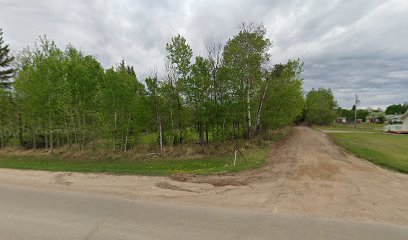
xmin=0 ymin=0 xmax=407 ymax=109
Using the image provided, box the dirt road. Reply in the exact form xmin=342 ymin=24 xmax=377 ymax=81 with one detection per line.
xmin=1 ymin=126 xmax=407 ymax=226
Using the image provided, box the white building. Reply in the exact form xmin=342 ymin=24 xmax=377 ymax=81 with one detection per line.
xmin=402 ymin=112 xmax=408 ymax=126
xmin=385 ymin=111 xmax=408 ymax=133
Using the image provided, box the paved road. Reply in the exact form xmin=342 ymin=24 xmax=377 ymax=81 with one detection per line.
xmin=0 ymin=184 xmax=407 ymax=240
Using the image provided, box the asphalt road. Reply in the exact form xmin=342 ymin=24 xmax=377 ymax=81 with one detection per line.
xmin=0 ymin=184 xmax=407 ymax=240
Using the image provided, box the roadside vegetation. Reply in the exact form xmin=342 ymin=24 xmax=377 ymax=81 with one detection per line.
xmin=0 ymin=128 xmax=289 ymax=175
xmin=305 ymin=88 xmax=337 ymax=125
xmin=328 ymin=132 xmax=408 ymax=173
xmin=0 ymin=24 xmax=304 ymax=174
xmin=0 ymin=149 xmax=268 ymax=175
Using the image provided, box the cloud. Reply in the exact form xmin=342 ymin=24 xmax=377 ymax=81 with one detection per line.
xmin=0 ymin=0 xmax=407 ymax=108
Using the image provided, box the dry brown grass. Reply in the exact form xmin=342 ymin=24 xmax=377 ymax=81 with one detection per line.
xmin=0 ymin=128 xmax=290 ymax=161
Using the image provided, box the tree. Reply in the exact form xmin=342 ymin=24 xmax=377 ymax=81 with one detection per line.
xmin=165 ymin=34 xmax=193 ymax=144
xmin=0 ymin=88 xmax=16 ymax=147
xmin=100 ymin=61 xmax=146 ymax=151
xmin=63 ymin=46 xmax=105 ymax=149
xmin=146 ymin=71 xmax=163 ymax=149
xmin=223 ymin=23 xmax=272 ymax=138
xmin=0 ymin=28 xmax=15 ymax=89
xmin=367 ymin=110 xmax=386 ymax=123
xmin=183 ymin=56 xmax=212 ymax=144
xmin=385 ymin=103 xmax=408 ymax=115
xmin=305 ymin=88 xmax=336 ymax=125
xmin=5 ymin=22 xmax=308 ymax=150
xmin=15 ymin=37 xmax=105 ymax=150
xmin=261 ymin=60 xmax=304 ymax=129
xmin=15 ymin=36 xmax=65 ymax=149
xmin=205 ymin=38 xmax=224 ymax=141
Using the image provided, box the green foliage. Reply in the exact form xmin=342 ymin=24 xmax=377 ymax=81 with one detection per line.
xmin=166 ymin=34 xmax=193 ymax=79
xmin=14 ymin=37 xmax=146 ymax=150
xmin=100 ymin=61 xmax=147 ymax=150
xmin=223 ymin=24 xmax=272 ymax=132
xmin=385 ymin=103 xmax=408 ymax=115
xmin=0 ymin=28 xmax=15 ymax=89
xmin=0 ymin=88 xmax=16 ymax=147
xmin=165 ymin=34 xmax=193 ymax=144
xmin=183 ymin=56 xmax=212 ymax=143
xmin=306 ymin=88 xmax=336 ymax=125
xmin=367 ymin=110 xmax=386 ymax=123
xmin=262 ymin=60 xmax=304 ymax=129
xmin=336 ymin=108 xmax=370 ymax=122
xmin=3 ymin=22 xmax=310 ymax=152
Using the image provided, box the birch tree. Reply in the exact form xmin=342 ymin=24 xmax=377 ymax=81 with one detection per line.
xmin=223 ymin=23 xmax=271 ymax=138
xmin=165 ymin=34 xmax=193 ymax=144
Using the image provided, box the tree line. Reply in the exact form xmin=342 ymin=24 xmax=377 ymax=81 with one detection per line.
xmin=0 ymin=24 xmax=308 ymax=151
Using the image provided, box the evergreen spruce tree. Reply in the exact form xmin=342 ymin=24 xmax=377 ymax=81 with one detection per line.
xmin=0 ymin=28 xmax=15 ymax=89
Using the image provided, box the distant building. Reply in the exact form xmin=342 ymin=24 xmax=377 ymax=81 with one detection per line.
xmin=402 ymin=112 xmax=408 ymax=126
xmin=336 ymin=117 xmax=347 ymax=123
xmin=386 ymin=114 xmax=403 ymax=124
xmin=385 ymin=111 xmax=408 ymax=134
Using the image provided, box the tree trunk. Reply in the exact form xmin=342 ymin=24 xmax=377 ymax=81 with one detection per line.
xmin=71 ymin=111 xmax=79 ymax=149
xmin=65 ymin=118 xmax=71 ymax=148
xmin=198 ymin=122 xmax=204 ymax=144
xmin=48 ymin=96 xmax=53 ymax=151
xmin=31 ymin=113 xmax=36 ymax=149
xmin=32 ymin=125 xmax=36 ymax=149
xmin=49 ymin=119 xmax=53 ymax=151
xmin=158 ymin=119 xmax=163 ymax=149
xmin=113 ymin=110 xmax=117 ymax=151
xmin=169 ymin=79 xmax=179 ymax=145
xmin=18 ymin=112 xmax=23 ymax=147
xmin=0 ymin=129 xmax=4 ymax=148
xmin=170 ymin=108 xmax=177 ymax=145
xmin=81 ymin=113 xmax=86 ymax=149
xmin=120 ymin=124 xmax=124 ymax=151
xmin=153 ymin=77 xmax=163 ymax=149
xmin=256 ymin=78 xmax=269 ymax=133
xmin=246 ymin=79 xmax=252 ymax=138
xmin=205 ymin=127 xmax=209 ymax=143
xmin=177 ymin=97 xmax=183 ymax=145
xmin=124 ymin=114 xmax=130 ymax=152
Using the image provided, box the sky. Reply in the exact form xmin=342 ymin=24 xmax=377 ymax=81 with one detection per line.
xmin=0 ymin=0 xmax=407 ymax=109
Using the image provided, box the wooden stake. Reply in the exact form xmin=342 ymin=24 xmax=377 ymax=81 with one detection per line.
xmin=234 ymin=150 xmax=237 ymax=166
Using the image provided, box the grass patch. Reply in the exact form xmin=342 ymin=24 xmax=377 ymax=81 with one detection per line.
xmin=328 ymin=132 xmax=408 ymax=173
xmin=0 ymin=129 xmax=289 ymax=175
xmin=0 ymin=147 xmax=269 ymax=176
xmin=314 ymin=123 xmax=386 ymax=132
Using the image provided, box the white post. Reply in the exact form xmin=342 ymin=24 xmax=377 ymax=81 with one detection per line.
xmin=234 ymin=150 xmax=237 ymax=166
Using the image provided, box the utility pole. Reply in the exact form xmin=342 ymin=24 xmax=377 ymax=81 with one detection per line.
xmin=354 ymin=94 xmax=360 ymax=128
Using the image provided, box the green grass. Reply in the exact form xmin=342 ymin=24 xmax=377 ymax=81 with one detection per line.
xmin=137 ymin=132 xmax=157 ymax=144
xmin=328 ymin=132 xmax=408 ymax=173
xmin=0 ymin=143 xmax=274 ymax=176
xmin=314 ymin=123 xmax=386 ymax=132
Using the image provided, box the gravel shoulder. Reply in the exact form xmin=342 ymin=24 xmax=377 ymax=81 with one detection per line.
xmin=1 ymin=126 xmax=407 ymax=226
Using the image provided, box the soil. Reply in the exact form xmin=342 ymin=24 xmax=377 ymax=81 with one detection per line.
xmin=1 ymin=126 xmax=407 ymax=226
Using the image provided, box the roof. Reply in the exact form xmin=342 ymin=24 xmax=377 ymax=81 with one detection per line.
xmin=402 ymin=111 xmax=408 ymax=120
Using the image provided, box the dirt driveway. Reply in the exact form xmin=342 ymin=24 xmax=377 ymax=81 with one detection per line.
xmin=1 ymin=126 xmax=407 ymax=226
